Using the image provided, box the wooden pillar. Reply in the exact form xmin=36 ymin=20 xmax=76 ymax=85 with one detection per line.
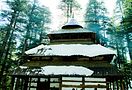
xmin=106 ymin=82 xmax=109 ymax=90
xmin=109 ymin=81 xmax=112 ymax=89
xmin=120 ymin=79 xmax=122 ymax=90
xmin=23 ymin=77 xmax=29 ymax=90
xmin=59 ymin=76 xmax=62 ymax=90
xmin=110 ymin=81 xmax=112 ymax=90
xmin=48 ymin=77 xmax=50 ymax=90
xmin=82 ymin=76 xmax=85 ymax=90
xmin=106 ymin=78 xmax=109 ymax=90
xmin=120 ymin=79 xmax=125 ymax=90
xmin=122 ymin=80 xmax=125 ymax=90
xmin=116 ymin=80 xmax=119 ymax=90
xmin=21 ymin=78 xmax=24 ymax=90
xmin=113 ymin=81 xmax=115 ymax=90
xmin=15 ymin=78 xmax=20 ymax=90
xmin=28 ymin=78 xmax=31 ymax=90
xmin=10 ymin=76 xmax=15 ymax=90
xmin=37 ymin=77 xmax=40 ymax=90
xmin=126 ymin=79 xmax=129 ymax=90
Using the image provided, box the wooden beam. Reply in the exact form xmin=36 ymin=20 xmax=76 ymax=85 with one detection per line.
xmin=62 ymin=80 xmax=107 ymax=83
xmin=62 ymin=84 xmax=107 ymax=88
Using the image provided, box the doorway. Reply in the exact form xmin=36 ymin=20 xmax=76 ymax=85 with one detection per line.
xmin=37 ymin=81 xmax=50 ymax=90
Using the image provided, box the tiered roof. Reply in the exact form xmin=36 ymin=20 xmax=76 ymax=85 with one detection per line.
xmin=11 ymin=18 xmax=120 ymax=77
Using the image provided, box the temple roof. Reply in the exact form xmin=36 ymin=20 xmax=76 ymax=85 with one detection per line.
xmin=25 ymin=44 xmax=116 ymax=57
xmin=48 ymin=28 xmax=94 ymax=34
xmin=11 ymin=64 xmax=123 ymax=77
xmin=48 ymin=18 xmax=94 ymax=35
xmin=12 ymin=66 xmax=93 ymax=76
xmin=62 ymin=18 xmax=83 ymax=29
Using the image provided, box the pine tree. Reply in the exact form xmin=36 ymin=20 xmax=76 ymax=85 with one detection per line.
xmin=85 ymin=0 xmax=109 ymax=44
xmin=21 ymin=0 xmax=51 ymax=55
xmin=0 ymin=0 xmax=28 ymax=88
xmin=122 ymin=0 xmax=132 ymax=60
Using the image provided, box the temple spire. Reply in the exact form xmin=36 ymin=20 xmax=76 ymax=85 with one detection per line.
xmin=62 ymin=17 xmax=83 ymax=29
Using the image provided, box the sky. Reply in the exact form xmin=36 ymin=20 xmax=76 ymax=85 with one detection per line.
xmin=0 ymin=0 xmax=116 ymax=30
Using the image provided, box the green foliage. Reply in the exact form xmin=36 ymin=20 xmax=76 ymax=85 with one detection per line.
xmin=85 ymin=0 xmax=108 ymax=22
xmin=20 ymin=0 xmax=51 ymax=54
xmin=0 ymin=0 xmax=29 ymax=88
xmin=0 ymin=0 xmax=28 ymax=62
xmin=120 ymin=0 xmax=132 ymax=60
xmin=122 ymin=63 xmax=132 ymax=79
xmin=85 ymin=0 xmax=109 ymax=45
xmin=111 ymin=1 xmax=132 ymax=87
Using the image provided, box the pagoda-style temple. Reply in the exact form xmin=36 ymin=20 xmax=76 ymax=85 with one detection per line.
xmin=10 ymin=18 xmax=124 ymax=90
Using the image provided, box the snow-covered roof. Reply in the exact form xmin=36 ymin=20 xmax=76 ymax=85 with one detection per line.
xmin=66 ymin=18 xmax=79 ymax=26
xmin=25 ymin=44 xmax=116 ymax=57
xmin=16 ymin=65 xmax=93 ymax=76
xmin=41 ymin=66 xmax=93 ymax=76
xmin=62 ymin=18 xmax=83 ymax=29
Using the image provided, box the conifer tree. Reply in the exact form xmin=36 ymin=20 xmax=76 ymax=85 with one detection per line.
xmin=0 ymin=0 xmax=28 ymax=88
xmin=85 ymin=0 xmax=109 ymax=44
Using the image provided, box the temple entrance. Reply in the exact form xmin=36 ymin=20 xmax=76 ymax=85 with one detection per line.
xmin=37 ymin=81 xmax=50 ymax=90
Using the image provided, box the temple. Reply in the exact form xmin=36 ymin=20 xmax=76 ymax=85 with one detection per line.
xmin=10 ymin=18 xmax=124 ymax=90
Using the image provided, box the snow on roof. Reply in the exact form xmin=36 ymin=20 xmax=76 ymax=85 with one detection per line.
xmin=18 ymin=66 xmax=93 ymax=76
xmin=61 ymin=18 xmax=83 ymax=29
xmin=41 ymin=66 xmax=93 ymax=76
xmin=25 ymin=44 xmax=116 ymax=57
xmin=65 ymin=18 xmax=79 ymax=25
